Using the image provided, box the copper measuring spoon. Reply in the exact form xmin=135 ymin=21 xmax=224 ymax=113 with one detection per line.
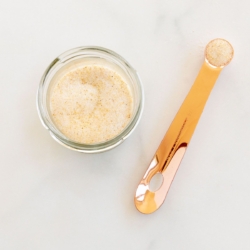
xmin=134 ymin=38 xmax=234 ymax=214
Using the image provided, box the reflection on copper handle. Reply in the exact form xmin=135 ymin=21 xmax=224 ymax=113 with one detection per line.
xmin=134 ymin=39 xmax=234 ymax=214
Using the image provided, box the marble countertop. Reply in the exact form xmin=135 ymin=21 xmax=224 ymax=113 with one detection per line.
xmin=1 ymin=0 xmax=250 ymax=249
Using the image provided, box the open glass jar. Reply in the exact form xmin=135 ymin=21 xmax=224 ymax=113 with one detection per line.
xmin=37 ymin=47 xmax=144 ymax=153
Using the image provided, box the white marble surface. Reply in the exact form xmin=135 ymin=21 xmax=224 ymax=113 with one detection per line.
xmin=1 ymin=0 xmax=250 ymax=249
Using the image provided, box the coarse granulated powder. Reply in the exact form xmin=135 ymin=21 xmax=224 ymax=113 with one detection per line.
xmin=50 ymin=65 xmax=133 ymax=144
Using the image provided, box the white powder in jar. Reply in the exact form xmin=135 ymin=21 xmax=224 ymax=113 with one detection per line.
xmin=50 ymin=65 xmax=133 ymax=144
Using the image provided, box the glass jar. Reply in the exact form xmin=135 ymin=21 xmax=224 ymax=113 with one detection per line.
xmin=37 ymin=46 xmax=144 ymax=153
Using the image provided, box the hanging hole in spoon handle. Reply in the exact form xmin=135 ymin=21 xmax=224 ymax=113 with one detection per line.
xmin=134 ymin=39 xmax=234 ymax=214
xmin=149 ymin=172 xmax=164 ymax=192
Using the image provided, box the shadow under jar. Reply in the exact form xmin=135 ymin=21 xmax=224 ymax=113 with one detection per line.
xmin=37 ymin=47 xmax=144 ymax=153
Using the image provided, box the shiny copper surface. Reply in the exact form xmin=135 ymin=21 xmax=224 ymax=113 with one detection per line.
xmin=134 ymin=39 xmax=233 ymax=214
